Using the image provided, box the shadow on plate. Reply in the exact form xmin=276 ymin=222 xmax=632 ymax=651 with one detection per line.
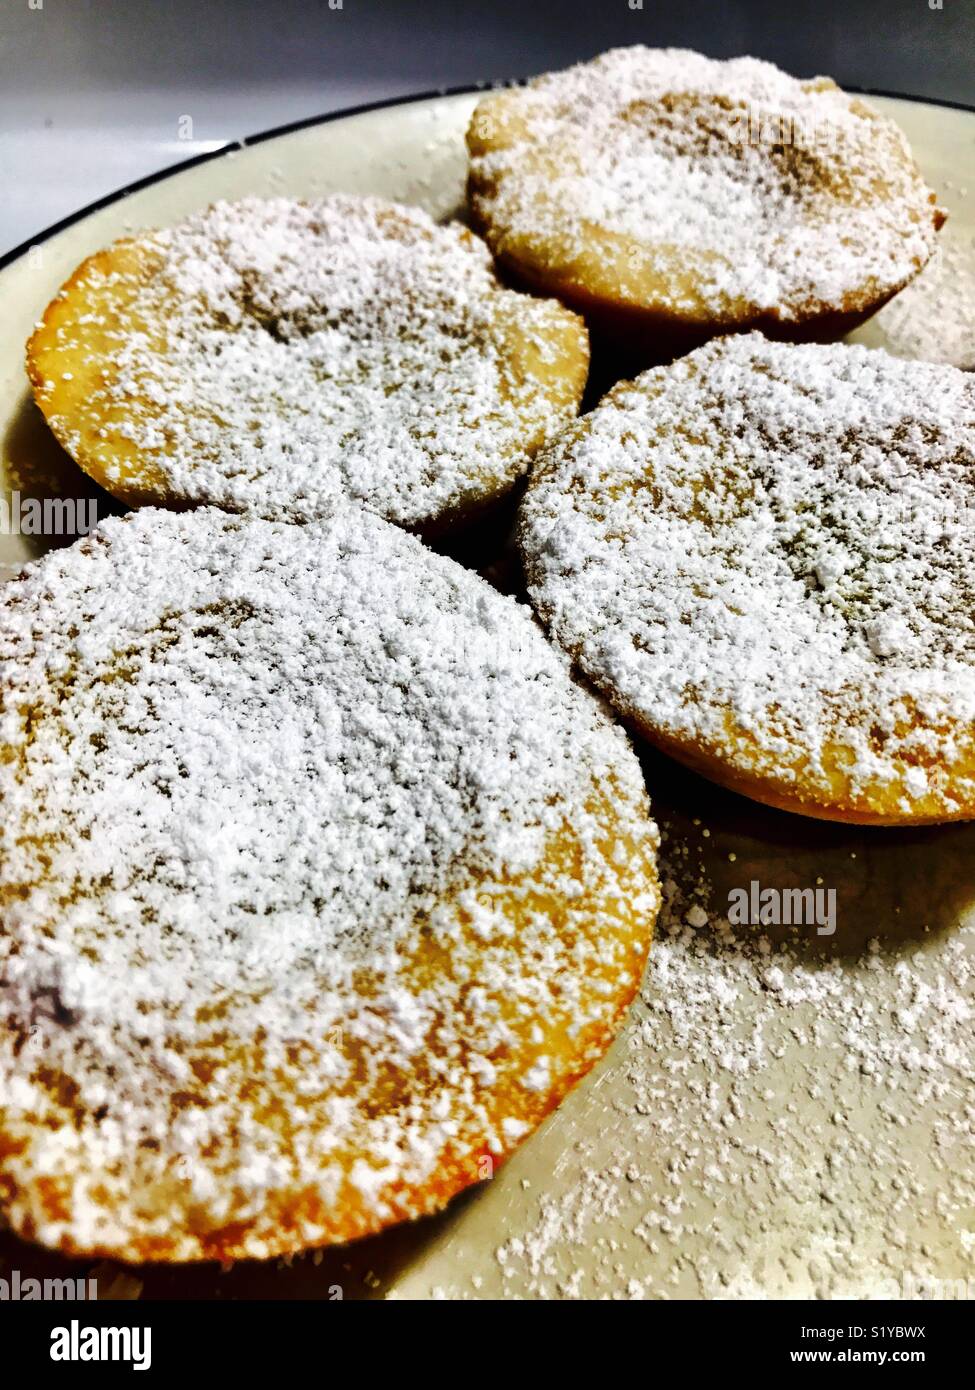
xmin=2 ymin=389 xmax=124 ymax=563
xmin=640 ymin=740 xmax=975 ymax=961
xmin=0 ymin=1178 xmax=491 ymax=1301
xmin=436 ymin=491 xmax=975 ymax=964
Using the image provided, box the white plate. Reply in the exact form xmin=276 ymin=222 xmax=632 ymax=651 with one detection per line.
xmin=1 ymin=89 xmax=973 ymax=1302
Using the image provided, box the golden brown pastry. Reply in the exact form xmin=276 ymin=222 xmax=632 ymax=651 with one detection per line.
xmin=0 ymin=503 xmax=658 ymax=1260
xmin=520 ymin=333 xmax=975 ymax=824
xmin=468 ymin=48 xmax=944 ymax=357
xmin=27 ymin=195 xmax=589 ymax=533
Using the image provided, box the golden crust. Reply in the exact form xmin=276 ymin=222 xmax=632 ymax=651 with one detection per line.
xmin=524 ymin=557 xmax=975 ymax=827
xmin=622 ymin=709 xmax=975 ymax=827
xmin=467 ymin=53 xmax=945 ymax=356
xmin=2 ymin=809 xmax=654 ymax=1263
xmin=0 ymin=507 xmax=657 ymax=1263
xmin=27 ymin=239 xmax=174 ymax=508
xmin=518 ymin=335 xmax=975 ymax=827
xmin=26 ymin=199 xmax=590 ymax=530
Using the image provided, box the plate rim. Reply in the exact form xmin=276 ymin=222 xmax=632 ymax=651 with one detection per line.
xmin=2 ymin=80 xmax=973 ymax=275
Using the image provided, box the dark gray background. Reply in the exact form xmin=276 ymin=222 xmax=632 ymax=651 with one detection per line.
xmin=1 ymin=0 xmax=972 ymax=255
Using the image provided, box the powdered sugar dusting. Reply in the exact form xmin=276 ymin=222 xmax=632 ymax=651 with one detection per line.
xmin=0 ymin=504 xmax=658 ymax=1260
xmin=469 ymin=47 xmax=942 ymax=322
xmin=35 ymin=195 xmax=586 ymax=529
xmin=472 ymin=818 xmax=975 ymax=1300
xmin=520 ymin=334 xmax=975 ymax=817
xmin=864 ymin=231 xmax=975 ymax=370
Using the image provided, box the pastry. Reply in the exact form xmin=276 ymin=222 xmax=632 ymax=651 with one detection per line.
xmin=0 ymin=503 xmax=658 ymax=1260
xmin=468 ymin=48 xmax=944 ymax=357
xmin=27 ymin=195 xmax=589 ymax=533
xmin=519 ymin=333 xmax=975 ymax=824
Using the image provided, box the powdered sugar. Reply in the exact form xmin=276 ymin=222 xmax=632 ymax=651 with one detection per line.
xmin=469 ymin=48 xmax=942 ymax=322
xmin=34 ymin=195 xmax=585 ymax=529
xmin=520 ymin=334 xmax=975 ymax=816
xmin=866 ymin=231 xmax=975 ymax=370
xmin=0 ymin=504 xmax=658 ymax=1260
xmin=486 ymin=831 xmax=975 ymax=1299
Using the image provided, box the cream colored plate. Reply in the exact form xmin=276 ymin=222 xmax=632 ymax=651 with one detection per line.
xmin=1 ymin=90 xmax=973 ymax=1302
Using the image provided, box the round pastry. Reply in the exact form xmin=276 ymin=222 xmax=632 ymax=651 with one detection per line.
xmin=0 ymin=503 xmax=658 ymax=1262
xmin=467 ymin=47 xmax=944 ymax=356
xmin=519 ymin=333 xmax=975 ymax=825
xmin=26 ymin=195 xmax=589 ymax=533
